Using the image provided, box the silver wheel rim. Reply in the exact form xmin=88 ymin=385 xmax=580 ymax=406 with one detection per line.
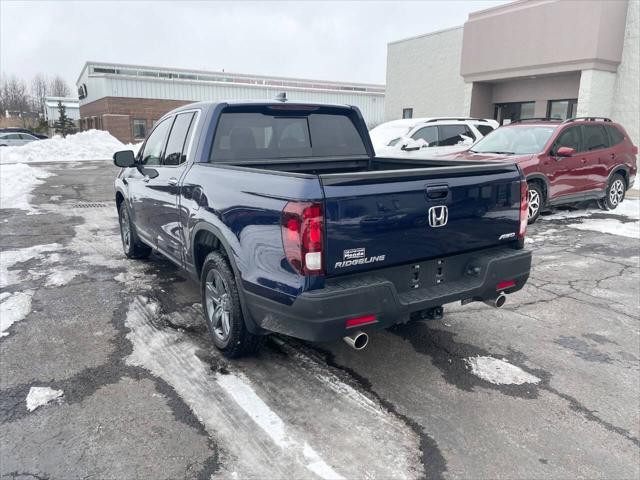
xmin=205 ymin=269 xmax=231 ymax=342
xmin=609 ymin=179 xmax=625 ymax=206
xmin=528 ymin=189 xmax=540 ymax=219
xmin=120 ymin=208 xmax=131 ymax=251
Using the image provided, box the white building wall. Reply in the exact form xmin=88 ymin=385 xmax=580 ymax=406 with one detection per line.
xmin=576 ymin=69 xmax=617 ymax=118
xmin=385 ymin=27 xmax=467 ymax=121
xmin=611 ymin=0 xmax=640 ymax=149
xmin=77 ymin=67 xmax=385 ymax=128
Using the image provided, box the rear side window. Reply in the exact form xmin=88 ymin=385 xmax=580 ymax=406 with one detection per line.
xmin=163 ymin=112 xmax=196 ymax=166
xmin=210 ymin=111 xmax=366 ymax=162
xmin=582 ymin=125 xmax=609 ymax=151
xmin=475 ymin=124 xmax=495 ymax=136
xmin=438 ymin=124 xmax=476 ymax=146
xmin=607 ymin=125 xmax=625 ymax=146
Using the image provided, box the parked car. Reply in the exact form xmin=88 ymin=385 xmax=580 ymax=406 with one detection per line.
xmin=437 ymin=117 xmax=638 ymax=223
xmin=0 ymin=131 xmax=41 ymax=147
xmin=0 ymin=127 xmax=48 ymax=139
xmin=369 ymin=117 xmax=499 ymax=157
xmin=113 ymin=101 xmax=531 ymax=357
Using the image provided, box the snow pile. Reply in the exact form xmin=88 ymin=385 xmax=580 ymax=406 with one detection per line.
xmin=466 ymin=356 xmax=541 ymax=385
xmin=0 ymin=129 xmax=141 ymax=164
xmin=0 ymin=163 xmax=52 ymax=211
xmin=543 ymin=198 xmax=640 ymax=239
xmin=25 ymin=386 xmax=64 ymax=411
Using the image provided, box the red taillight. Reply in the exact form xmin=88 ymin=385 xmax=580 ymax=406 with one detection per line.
xmin=281 ymin=201 xmax=324 ymax=275
xmin=497 ymin=280 xmax=516 ymax=291
xmin=519 ymin=181 xmax=528 ymax=239
xmin=345 ymin=314 xmax=377 ymax=328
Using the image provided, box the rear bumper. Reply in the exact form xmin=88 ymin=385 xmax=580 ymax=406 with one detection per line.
xmin=244 ymin=246 xmax=532 ymax=342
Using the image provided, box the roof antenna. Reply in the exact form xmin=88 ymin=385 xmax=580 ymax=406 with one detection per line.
xmin=275 ymin=92 xmax=287 ymax=102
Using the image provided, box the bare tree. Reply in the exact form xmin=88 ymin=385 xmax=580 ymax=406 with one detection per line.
xmin=0 ymin=76 xmax=30 ymax=113
xmin=31 ymin=74 xmax=49 ymax=113
xmin=48 ymin=76 xmax=71 ymax=97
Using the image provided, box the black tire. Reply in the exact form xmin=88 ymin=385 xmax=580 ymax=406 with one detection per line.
xmin=118 ymin=202 xmax=151 ymax=259
xmin=527 ymin=182 xmax=544 ymax=224
xmin=598 ymin=173 xmax=626 ymax=211
xmin=201 ymin=251 xmax=263 ymax=358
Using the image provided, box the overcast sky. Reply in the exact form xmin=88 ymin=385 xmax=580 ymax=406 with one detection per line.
xmin=1 ymin=0 xmax=507 ymax=89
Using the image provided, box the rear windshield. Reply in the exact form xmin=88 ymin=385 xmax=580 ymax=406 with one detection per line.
xmin=210 ymin=110 xmax=367 ymax=162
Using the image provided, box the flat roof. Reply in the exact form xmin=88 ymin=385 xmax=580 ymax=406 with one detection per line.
xmin=76 ymin=61 xmax=385 ymax=94
xmin=387 ymin=25 xmax=463 ymax=47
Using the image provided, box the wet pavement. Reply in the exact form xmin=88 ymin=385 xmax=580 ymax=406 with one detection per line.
xmin=1 ymin=161 xmax=638 ymax=479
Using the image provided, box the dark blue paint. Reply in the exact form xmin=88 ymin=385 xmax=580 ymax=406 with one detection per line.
xmin=115 ymin=101 xmax=529 ymax=341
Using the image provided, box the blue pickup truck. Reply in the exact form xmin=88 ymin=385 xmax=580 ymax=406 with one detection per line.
xmin=113 ymin=100 xmax=531 ymax=357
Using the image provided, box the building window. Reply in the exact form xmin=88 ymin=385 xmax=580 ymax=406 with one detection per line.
xmin=547 ymin=99 xmax=577 ymax=120
xmin=494 ymin=102 xmax=536 ymax=125
xmin=133 ymin=119 xmax=147 ymax=139
xmin=402 ymin=108 xmax=413 ymax=119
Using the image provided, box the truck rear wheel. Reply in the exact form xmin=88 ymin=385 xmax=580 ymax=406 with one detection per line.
xmin=201 ymin=251 xmax=263 ymax=358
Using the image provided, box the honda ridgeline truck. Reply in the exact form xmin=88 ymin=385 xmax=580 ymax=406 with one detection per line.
xmin=113 ymin=101 xmax=532 ymax=357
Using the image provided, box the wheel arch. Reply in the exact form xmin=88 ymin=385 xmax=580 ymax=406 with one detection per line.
xmin=191 ymin=222 xmax=260 ymax=333
xmin=526 ymin=174 xmax=549 ymax=205
xmin=608 ymin=165 xmax=630 ymax=188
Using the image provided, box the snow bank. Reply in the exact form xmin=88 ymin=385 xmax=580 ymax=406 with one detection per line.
xmin=25 ymin=386 xmax=64 ymax=411
xmin=0 ymin=129 xmax=141 ymax=164
xmin=0 ymin=163 xmax=53 ymax=211
xmin=543 ymin=198 xmax=639 ymax=239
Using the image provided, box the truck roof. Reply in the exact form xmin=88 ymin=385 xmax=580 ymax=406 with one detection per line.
xmin=171 ymin=100 xmax=353 ymax=114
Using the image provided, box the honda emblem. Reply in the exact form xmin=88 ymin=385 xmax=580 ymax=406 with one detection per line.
xmin=428 ymin=205 xmax=448 ymax=228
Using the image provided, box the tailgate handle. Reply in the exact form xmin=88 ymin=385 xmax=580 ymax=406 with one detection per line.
xmin=426 ymin=185 xmax=449 ymax=200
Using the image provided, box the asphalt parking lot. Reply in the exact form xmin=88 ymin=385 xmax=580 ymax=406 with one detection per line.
xmin=1 ymin=160 xmax=639 ymax=480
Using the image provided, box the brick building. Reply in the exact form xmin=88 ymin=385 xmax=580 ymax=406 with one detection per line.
xmin=76 ymin=62 xmax=385 ymax=143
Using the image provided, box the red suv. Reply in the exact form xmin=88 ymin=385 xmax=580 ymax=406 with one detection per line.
xmin=443 ymin=117 xmax=638 ymax=223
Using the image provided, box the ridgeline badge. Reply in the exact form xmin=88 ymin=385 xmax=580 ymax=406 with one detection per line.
xmin=335 ymin=248 xmax=386 ymax=268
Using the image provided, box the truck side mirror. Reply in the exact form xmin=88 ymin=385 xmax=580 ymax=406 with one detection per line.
xmin=113 ymin=150 xmax=136 ymax=168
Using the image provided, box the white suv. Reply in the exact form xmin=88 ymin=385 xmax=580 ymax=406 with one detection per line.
xmin=370 ymin=117 xmax=499 ymax=157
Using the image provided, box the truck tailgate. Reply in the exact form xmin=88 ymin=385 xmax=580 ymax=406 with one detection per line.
xmin=320 ymin=163 xmax=523 ymax=276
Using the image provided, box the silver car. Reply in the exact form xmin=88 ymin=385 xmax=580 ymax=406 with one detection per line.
xmin=0 ymin=132 xmax=39 ymax=147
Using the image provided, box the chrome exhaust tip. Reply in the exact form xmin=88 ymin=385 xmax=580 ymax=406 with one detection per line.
xmin=484 ymin=293 xmax=506 ymax=308
xmin=343 ymin=331 xmax=369 ymax=350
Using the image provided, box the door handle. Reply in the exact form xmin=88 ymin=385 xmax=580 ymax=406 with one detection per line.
xmin=168 ymin=177 xmax=178 ymax=186
xmin=610 ymin=153 xmax=616 ymax=159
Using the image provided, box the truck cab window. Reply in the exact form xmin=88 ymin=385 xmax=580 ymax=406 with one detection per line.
xmin=163 ymin=112 xmax=196 ymax=166
xmin=140 ymin=118 xmax=171 ymax=166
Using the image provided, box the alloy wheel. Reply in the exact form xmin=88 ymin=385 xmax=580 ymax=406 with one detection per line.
xmin=609 ymin=179 xmax=625 ymax=206
xmin=528 ymin=189 xmax=540 ymax=219
xmin=205 ymin=269 xmax=231 ymax=342
xmin=120 ymin=208 xmax=131 ymax=251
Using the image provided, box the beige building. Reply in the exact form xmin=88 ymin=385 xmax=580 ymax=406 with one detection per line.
xmin=385 ymin=0 xmax=639 ymax=146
